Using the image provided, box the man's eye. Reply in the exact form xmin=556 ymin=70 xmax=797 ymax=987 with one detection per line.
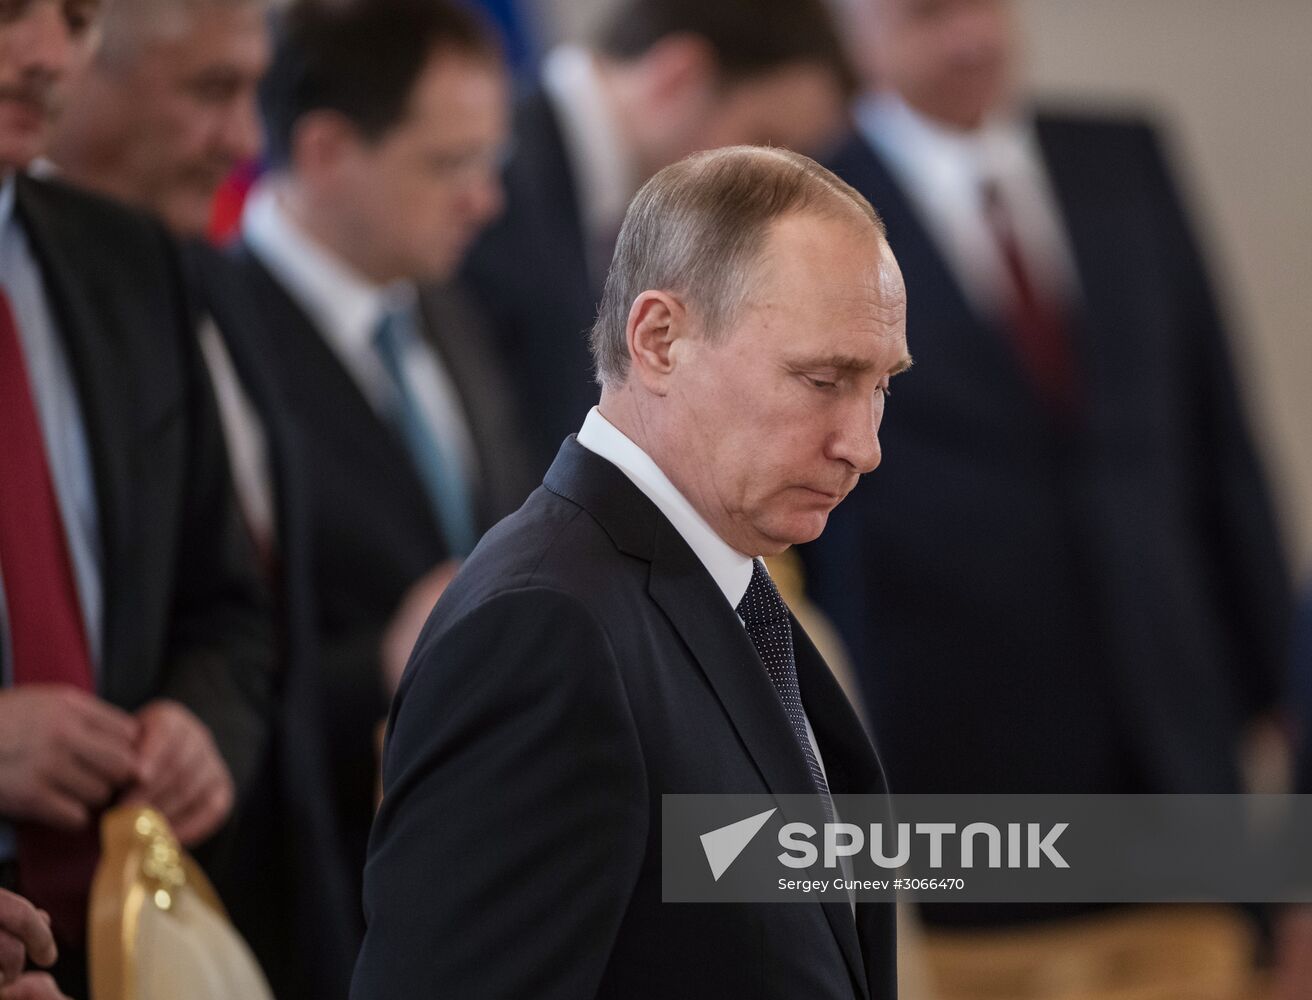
xmin=63 ymin=0 xmax=98 ymax=34
xmin=0 ymin=0 xmax=34 ymax=23
xmin=807 ymin=377 xmax=837 ymax=391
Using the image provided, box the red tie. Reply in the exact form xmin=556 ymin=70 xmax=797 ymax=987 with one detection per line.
xmin=980 ymin=180 xmax=1079 ymax=417
xmin=0 ymin=287 xmax=102 ymax=945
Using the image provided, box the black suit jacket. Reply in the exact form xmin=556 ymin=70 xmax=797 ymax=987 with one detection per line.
xmin=8 ymin=176 xmax=273 ymax=796
xmin=225 ymin=245 xmax=535 ymax=885
xmin=801 ymin=114 xmax=1290 ymax=805
xmin=352 ymin=440 xmax=895 ymax=1000
xmin=463 ymin=91 xmax=602 ymax=476
xmin=182 ymin=241 xmax=360 ymax=1000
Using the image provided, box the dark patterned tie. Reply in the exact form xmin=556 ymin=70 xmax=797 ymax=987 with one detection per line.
xmin=736 ymin=560 xmax=833 ymax=815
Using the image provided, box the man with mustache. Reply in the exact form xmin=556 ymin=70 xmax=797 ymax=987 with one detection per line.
xmin=0 ymin=0 xmax=272 ymax=994
xmin=44 ymin=3 xmax=364 ymax=996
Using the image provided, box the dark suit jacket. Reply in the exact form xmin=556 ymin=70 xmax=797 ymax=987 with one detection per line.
xmin=351 ymin=439 xmax=896 ymax=1000
xmin=462 ymin=90 xmax=602 ymax=477
xmin=9 ymin=176 xmax=273 ymax=796
xmin=182 ymin=241 xmax=360 ymax=1000
xmin=225 ymin=245 xmax=535 ymax=890
xmin=1292 ymin=585 xmax=1312 ymax=794
xmin=801 ymin=114 xmax=1290 ymax=810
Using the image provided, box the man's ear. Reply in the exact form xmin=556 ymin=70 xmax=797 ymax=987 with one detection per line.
xmin=289 ymin=109 xmax=363 ymax=182
xmin=625 ymin=290 xmax=687 ymax=396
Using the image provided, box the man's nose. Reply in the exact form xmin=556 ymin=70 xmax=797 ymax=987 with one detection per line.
xmin=21 ymin=0 xmax=74 ymax=79
xmin=219 ymin=94 xmax=263 ymax=165
xmin=828 ymin=395 xmax=883 ymax=475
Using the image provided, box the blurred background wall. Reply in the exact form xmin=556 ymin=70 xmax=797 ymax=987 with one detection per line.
xmin=538 ymin=0 xmax=1312 ymax=571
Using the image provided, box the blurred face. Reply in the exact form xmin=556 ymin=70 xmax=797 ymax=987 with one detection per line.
xmin=60 ymin=2 xmax=268 ymax=234
xmin=666 ymin=213 xmax=910 ymax=556
xmin=329 ymin=49 xmax=507 ymax=284
xmin=0 ymin=0 xmax=99 ymax=169
xmin=684 ymin=62 xmax=846 ymax=160
xmin=866 ymin=0 xmax=1017 ymax=129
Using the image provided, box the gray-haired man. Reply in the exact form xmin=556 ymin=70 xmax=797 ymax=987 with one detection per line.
xmin=354 ymin=145 xmax=911 ymax=1000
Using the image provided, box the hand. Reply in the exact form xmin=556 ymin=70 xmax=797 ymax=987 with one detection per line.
xmin=120 ymin=701 xmax=233 ymax=847
xmin=0 ymin=687 xmax=139 ymax=829
xmin=1275 ymin=905 xmax=1312 ymax=1000
xmin=0 ymin=890 xmax=56 ymax=989
xmin=381 ymin=560 xmax=461 ymax=696
xmin=0 ymin=972 xmax=69 ymax=1000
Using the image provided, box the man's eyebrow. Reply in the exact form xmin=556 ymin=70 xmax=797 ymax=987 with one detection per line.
xmin=789 ymin=354 xmax=915 ymax=377
xmin=790 ymin=354 xmax=876 ymax=374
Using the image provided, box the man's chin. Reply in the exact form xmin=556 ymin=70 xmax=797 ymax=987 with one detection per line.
xmin=0 ymin=123 xmax=47 ymax=171
xmin=763 ymin=510 xmax=833 ymax=552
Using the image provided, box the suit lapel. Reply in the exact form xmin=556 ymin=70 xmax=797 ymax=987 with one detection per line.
xmin=795 ymin=625 xmax=892 ymax=999
xmin=512 ymin=93 xmax=595 ymax=301
xmin=1032 ymin=114 xmax=1129 ymax=424
xmin=14 ymin=178 xmax=132 ymax=691
xmin=234 ymin=246 xmax=445 ymax=535
xmin=412 ymin=287 xmax=491 ymax=526
xmin=546 ymin=440 xmax=872 ymax=997
xmin=831 ymin=131 xmax=1050 ymax=413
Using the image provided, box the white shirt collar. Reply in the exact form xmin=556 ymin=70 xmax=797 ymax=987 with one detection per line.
xmin=576 ymin=406 xmax=756 ymax=611
xmin=241 ymin=176 xmax=415 ymax=361
xmin=856 ymin=91 xmax=1036 ymax=200
xmin=855 ymin=90 xmax=1077 ymax=311
xmin=540 ymin=45 xmax=637 ymax=248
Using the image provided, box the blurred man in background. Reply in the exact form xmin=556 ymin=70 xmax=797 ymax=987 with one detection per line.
xmin=0 ymin=0 xmax=273 ymax=993
xmin=46 ymin=0 xmax=265 ymax=234
xmin=218 ymin=0 xmax=531 ymax=971
xmin=46 ymin=2 xmax=366 ymax=996
xmin=803 ymin=0 xmax=1291 ymax=987
xmin=463 ymin=0 xmax=854 ymax=474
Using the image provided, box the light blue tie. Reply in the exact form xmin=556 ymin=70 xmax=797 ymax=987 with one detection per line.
xmin=372 ymin=309 xmax=479 ymax=556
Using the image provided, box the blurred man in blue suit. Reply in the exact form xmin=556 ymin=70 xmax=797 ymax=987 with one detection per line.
xmin=463 ymin=0 xmax=853 ymax=475
xmin=804 ymin=0 xmax=1291 ymax=927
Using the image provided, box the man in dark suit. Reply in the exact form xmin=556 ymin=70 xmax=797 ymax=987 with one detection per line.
xmin=462 ymin=0 xmax=854 ymax=476
xmin=221 ymin=0 xmax=532 ymax=929
xmin=353 ymin=146 xmax=912 ymax=999
xmin=0 ymin=0 xmax=272 ymax=993
xmin=46 ymin=2 xmax=361 ymax=994
xmin=802 ymin=0 xmax=1290 ymax=927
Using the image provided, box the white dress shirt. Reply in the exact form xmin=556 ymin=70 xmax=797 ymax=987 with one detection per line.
xmin=198 ymin=317 xmax=276 ymax=549
xmin=541 ymin=45 xmax=639 ymax=284
xmin=856 ymin=92 xmax=1081 ymax=319
xmin=239 ymin=178 xmax=480 ymax=498
xmin=576 ymin=407 xmax=830 ymax=781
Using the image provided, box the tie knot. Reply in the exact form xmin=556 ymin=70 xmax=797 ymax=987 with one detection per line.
xmin=736 ymin=559 xmax=789 ymax=625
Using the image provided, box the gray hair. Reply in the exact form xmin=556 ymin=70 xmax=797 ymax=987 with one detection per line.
xmin=590 ymin=145 xmax=885 ymax=390
xmin=97 ymin=0 xmax=267 ymax=67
